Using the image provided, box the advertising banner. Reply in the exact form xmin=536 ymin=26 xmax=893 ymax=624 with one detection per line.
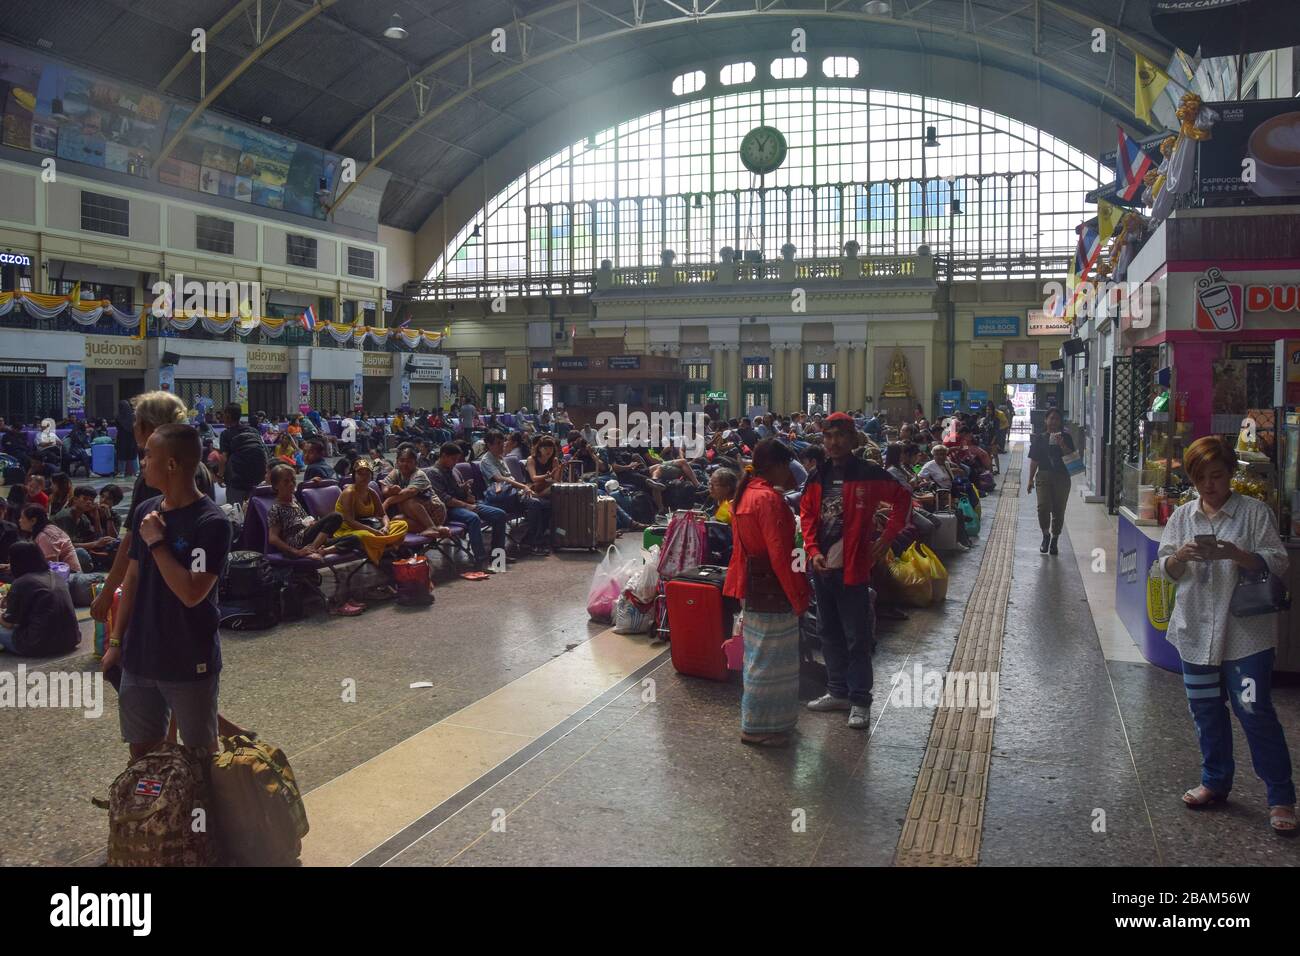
xmin=65 ymin=363 xmax=85 ymax=420
xmin=159 ymin=364 xmax=175 ymax=393
xmin=400 ymin=375 xmax=410 ymax=406
xmin=298 ymin=370 xmax=311 ymax=408
xmin=234 ymin=366 xmax=249 ymax=415
xmin=1199 ymin=98 xmax=1300 ymax=204
xmin=352 ymin=373 xmax=363 ymax=411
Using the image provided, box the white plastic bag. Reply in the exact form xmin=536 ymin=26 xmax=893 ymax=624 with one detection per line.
xmin=587 ymin=545 xmax=638 ymax=623
xmin=629 ymin=547 xmax=661 ymax=606
xmin=613 ymin=593 xmax=653 ymax=634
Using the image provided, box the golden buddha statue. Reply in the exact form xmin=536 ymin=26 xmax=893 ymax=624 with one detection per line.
xmin=882 ymin=348 xmax=913 ymax=398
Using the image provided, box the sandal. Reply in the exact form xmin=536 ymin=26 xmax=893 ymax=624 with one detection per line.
xmin=1269 ymin=805 xmax=1298 ymax=837
xmin=740 ymin=732 xmax=790 ymax=748
xmin=329 ymin=602 xmax=365 ymax=616
xmin=1182 ymin=785 xmax=1228 ymax=809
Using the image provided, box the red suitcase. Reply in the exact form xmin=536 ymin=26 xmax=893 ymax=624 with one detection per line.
xmin=666 ymin=566 xmax=733 ymax=681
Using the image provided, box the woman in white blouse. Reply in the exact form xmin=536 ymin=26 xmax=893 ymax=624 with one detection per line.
xmin=1157 ymin=436 xmax=1295 ymax=835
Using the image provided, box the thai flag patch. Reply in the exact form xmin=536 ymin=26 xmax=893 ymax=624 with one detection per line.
xmin=135 ymin=778 xmax=164 ymax=797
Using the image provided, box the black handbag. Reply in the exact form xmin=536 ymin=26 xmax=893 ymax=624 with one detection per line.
xmin=1229 ymin=558 xmax=1291 ymax=618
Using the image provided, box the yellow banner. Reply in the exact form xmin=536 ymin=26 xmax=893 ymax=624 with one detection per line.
xmin=1135 ymin=54 xmax=1170 ymax=125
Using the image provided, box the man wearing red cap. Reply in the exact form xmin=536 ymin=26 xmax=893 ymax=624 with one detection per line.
xmin=800 ymin=411 xmax=913 ymax=728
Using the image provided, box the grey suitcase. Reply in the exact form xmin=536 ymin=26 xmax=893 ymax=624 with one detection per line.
xmin=552 ymin=482 xmax=598 ymax=550
xmin=931 ymin=511 xmax=960 ymax=552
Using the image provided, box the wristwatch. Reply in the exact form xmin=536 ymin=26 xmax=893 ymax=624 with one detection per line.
xmin=108 ymin=638 xmax=121 ymax=648
xmin=148 ymin=539 xmax=167 ymax=551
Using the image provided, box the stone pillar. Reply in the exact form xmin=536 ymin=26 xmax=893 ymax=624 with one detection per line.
xmin=836 ymin=342 xmax=851 ymax=412
xmin=727 ymin=346 xmax=742 ymax=419
xmin=786 ymin=342 xmax=803 ymax=413
xmin=505 ymin=350 xmax=529 ymax=412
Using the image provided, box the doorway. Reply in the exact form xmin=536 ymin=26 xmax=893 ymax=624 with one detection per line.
xmin=1006 ymin=383 xmax=1035 ymax=437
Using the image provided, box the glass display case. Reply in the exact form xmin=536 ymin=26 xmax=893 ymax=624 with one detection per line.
xmin=1120 ymin=409 xmax=1192 ymax=524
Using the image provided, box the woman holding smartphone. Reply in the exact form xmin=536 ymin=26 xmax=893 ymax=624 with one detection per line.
xmin=1025 ymin=408 xmax=1074 ymax=554
xmin=1157 ymin=436 xmax=1295 ymax=835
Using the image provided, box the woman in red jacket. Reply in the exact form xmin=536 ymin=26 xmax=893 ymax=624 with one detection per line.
xmin=724 ymin=438 xmax=810 ymax=747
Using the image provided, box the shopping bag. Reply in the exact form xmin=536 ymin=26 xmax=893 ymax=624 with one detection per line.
xmin=722 ymin=613 xmax=744 ymax=671
xmin=587 ymin=545 xmax=638 ymax=623
xmin=957 ymin=497 xmax=980 ymax=537
xmin=1061 ymin=450 xmax=1085 ymax=475
xmin=657 ymin=510 xmax=707 ymax=579
xmin=613 ymin=593 xmax=654 ymax=634
xmin=885 ymin=549 xmax=933 ymax=608
xmin=628 ymin=547 xmax=661 ymax=608
xmin=909 ymin=543 xmax=949 ymax=603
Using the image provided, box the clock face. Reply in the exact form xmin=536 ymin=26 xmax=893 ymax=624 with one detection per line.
xmin=739 ymin=125 xmax=788 ymax=175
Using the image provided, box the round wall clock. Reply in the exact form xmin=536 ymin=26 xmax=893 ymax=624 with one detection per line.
xmin=739 ymin=125 xmax=788 ymax=176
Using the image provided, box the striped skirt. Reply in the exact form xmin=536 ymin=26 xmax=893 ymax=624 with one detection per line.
xmin=741 ymin=609 xmax=802 ymax=735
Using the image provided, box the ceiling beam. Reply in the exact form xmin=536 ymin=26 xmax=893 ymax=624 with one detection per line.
xmin=153 ymin=0 xmax=342 ymax=171
xmin=326 ymin=2 xmax=1157 ymax=215
xmin=158 ymin=0 xmax=259 ymax=92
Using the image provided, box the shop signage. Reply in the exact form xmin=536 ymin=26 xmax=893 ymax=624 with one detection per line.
xmin=608 ymin=355 xmax=641 ymax=370
xmin=406 ymin=354 xmax=441 ymax=368
xmin=1027 ymin=310 xmax=1071 ymax=336
xmin=84 ymin=336 xmax=147 ymax=370
xmin=245 ymin=346 xmax=288 ymax=374
xmin=408 ymin=366 xmax=441 ymax=382
xmin=0 ymin=361 xmax=47 ymax=376
xmin=384 ymin=299 xmax=393 ymax=313
xmin=974 ymin=316 xmax=1019 ymax=337
xmin=1194 ymin=267 xmax=1300 ymax=332
xmin=707 ymin=391 xmax=728 ymax=401
xmin=363 ymin=352 xmax=393 ymax=376
xmin=1273 ymin=338 xmax=1300 ymax=406
xmin=1036 ymin=370 xmax=1064 ymax=383
xmin=557 ymin=357 xmax=589 ymax=370
xmin=0 ymin=253 xmax=32 ymax=267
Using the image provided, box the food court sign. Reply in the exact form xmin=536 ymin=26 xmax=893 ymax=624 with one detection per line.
xmin=84 ymin=336 xmax=147 ymax=370
xmin=1194 ymin=267 xmax=1300 ymax=332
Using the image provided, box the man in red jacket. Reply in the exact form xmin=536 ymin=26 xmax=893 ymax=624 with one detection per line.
xmin=800 ymin=412 xmax=912 ymax=728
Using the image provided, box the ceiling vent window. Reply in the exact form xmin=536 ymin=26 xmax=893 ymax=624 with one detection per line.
xmin=347 ymin=247 xmax=376 ymax=279
xmin=720 ymin=62 xmax=756 ymax=86
xmin=770 ymin=57 xmax=808 ymax=80
xmin=822 ymin=56 xmax=860 ymax=78
xmin=196 ymin=215 xmax=235 ymax=255
xmin=286 ymin=234 xmax=318 ymax=269
xmin=671 ymin=70 xmax=705 ymax=96
xmin=80 ymin=191 xmax=129 ymax=237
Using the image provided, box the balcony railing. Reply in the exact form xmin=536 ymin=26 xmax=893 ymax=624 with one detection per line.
xmin=410 ymin=247 xmax=1073 ymax=302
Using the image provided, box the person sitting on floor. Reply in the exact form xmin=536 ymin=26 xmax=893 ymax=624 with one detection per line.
xmin=24 ymin=473 xmax=49 ymax=510
xmin=98 ymin=484 xmax=124 ymax=539
xmin=54 ymin=484 xmax=118 ymax=571
xmin=266 ymin=464 xmax=345 ymax=561
xmin=0 ymin=541 xmax=80 ymax=657
xmin=47 ymin=472 xmax=73 ymax=517
xmin=18 ymin=504 xmax=81 ymax=572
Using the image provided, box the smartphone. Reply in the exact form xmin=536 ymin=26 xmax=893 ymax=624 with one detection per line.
xmin=1194 ymin=534 xmax=1218 ymax=547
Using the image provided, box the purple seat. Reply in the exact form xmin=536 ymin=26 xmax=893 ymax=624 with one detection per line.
xmin=453 ymin=461 xmax=488 ymax=499
xmin=505 ymin=456 xmax=529 ymax=484
xmin=243 ymin=495 xmax=359 ymax=615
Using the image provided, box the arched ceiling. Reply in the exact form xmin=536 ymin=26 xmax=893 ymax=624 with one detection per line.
xmin=2 ymin=0 xmax=1171 ymax=232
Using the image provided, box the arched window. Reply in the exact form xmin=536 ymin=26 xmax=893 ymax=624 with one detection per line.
xmin=821 ymin=56 xmax=860 ymax=79
xmin=770 ymin=57 xmax=807 ymax=80
xmin=427 ymin=87 xmax=1101 ymax=283
xmin=720 ymin=62 xmax=757 ymax=85
xmin=672 ymin=70 xmax=705 ymax=96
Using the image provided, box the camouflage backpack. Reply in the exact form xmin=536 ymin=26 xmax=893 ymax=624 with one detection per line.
xmin=104 ymin=744 xmax=217 ymax=867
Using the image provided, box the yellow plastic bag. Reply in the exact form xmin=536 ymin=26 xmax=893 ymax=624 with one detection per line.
xmin=886 ymin=548 xmax=933 ymax=608
xmin=908 ymin=542 xmax=949 ymax=603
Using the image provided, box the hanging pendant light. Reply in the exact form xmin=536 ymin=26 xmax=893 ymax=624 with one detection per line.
xmin=383 ymin=13 xmax=408 ymax=40
xmin=924 ymin=126 xmax=939 ymax=148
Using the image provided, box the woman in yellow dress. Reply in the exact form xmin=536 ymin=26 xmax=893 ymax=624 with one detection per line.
xmin=333 ymin=458 xmax=409 ymax=563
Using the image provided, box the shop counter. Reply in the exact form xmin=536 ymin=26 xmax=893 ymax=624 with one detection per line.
xmin=1115 ymin=507 xmax=1180 ymax=672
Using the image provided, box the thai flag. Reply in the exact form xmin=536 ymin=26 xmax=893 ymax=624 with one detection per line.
xmin=135 ymin=778 xmax=164 ymax=797
xmin=1076 ymin=220 xmax=1101 ymax=280
xmin=300 ymin=305 xmax=317 ymax=332
xmin=1117 ymin=128 xmax=1154 ymax=203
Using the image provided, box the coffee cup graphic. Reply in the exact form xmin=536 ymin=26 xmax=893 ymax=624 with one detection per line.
xmin=1248 ymin=111 xmax=1300 ymax=198
xmin=1196 ymin=268 xmax=1240 ymax=331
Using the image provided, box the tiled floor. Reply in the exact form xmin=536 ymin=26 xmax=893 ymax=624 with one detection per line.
xmin=5 ymin=453 xmax=1300 ymax=866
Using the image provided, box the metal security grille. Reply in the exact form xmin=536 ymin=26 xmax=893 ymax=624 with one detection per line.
xmin=310 ymin=381 xmax=350 ymax=415
xmin=196 ymin=215 xmax=235 ymax=255
xmin=347 ymin=247 xmax=376 ymax=278
xmin=286 ymin=234 xmax=318 ymax=269
xmin=0 ymin=377 xmax=63 ymax=423
xmin=175 ymin=379 xmax=231 ymax=413
xmin=248 ymin=375 xmax=287 ymax=419
xmin=1107 ymin=349 xmax=1155 ymax=514
xmin=81 ymin=191 xmax=130 ymax=237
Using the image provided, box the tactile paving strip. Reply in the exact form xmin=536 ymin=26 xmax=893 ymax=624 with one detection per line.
xmin=894 ymin=451 xmax=1021 ymax=866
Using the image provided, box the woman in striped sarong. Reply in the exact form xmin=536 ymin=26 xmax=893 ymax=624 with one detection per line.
xmin=724 ymin=438 xmax=811 ymax=747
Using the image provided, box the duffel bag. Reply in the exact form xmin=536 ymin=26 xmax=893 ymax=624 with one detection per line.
xmin=69 ymin=571 xmax=107 ymax=607
xmin=223 ymin=550 xmax=274 ymax=601
xmin=101 ymin=744 xmax=217 ymax=867
xmin=209 ymin=734 xmax=309 ymax=866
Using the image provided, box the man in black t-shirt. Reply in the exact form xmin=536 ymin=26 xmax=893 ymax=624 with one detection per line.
xmin=101 ymin=425 xmax=230 ymax=758
xmin=218 ymin=403 xmax=267 ymax=505
xmin=302 ymin=439 xmax=333 ymax=481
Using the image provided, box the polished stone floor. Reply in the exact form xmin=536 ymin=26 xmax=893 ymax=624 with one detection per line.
xmin=3 ymin=456 xmax=1299 ymax=866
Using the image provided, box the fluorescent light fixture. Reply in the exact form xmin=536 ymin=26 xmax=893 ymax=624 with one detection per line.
xmin=863 ymin=1 xmax=891 ymax=14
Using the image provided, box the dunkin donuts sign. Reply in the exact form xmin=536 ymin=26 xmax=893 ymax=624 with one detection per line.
xmin=1194 ymin=267 xmax=1300 ymax=332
